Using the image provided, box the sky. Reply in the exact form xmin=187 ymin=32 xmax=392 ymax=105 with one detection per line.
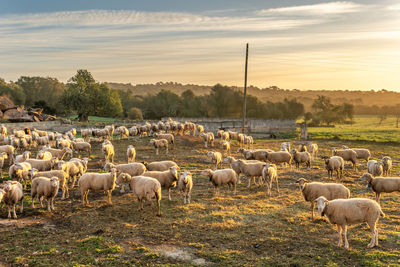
xmin=0 ymin=0 xmax=400 ymax=91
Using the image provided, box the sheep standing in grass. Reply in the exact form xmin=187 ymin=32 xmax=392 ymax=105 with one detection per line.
xmin=81 ymin=129 xmax=92 ymax=142
xmin=115 ymin=126 xmax=129 ymax=139
xmin=342 ymin=146 xmax=371 ymax=162
xmin=127 ymin=145 xmax=136 ymax=163
xmin=71 ymin=141 xmax=91 ymax=158
xmin=295 ymin=178 xmax=350 ymax=220
xmin=55 ymin=161 xmax=84 ymax=189
xmin=221 ymin=141 xmax=231 ymax=156
xmin=0 ymin=145 xmax=15 ymax=165
xmin=332 ymin=148 xmax=357 ymax=170
xmin=143 ymin=161 xmax=178 ymax=171
xmin=104 ymin=162 xmax=146 ymax=177
xmin=117 ymin=173 xmax=161 ymax=216
xmin=78 ymin=168 xmax=117 ymax=206
xmin=25 ymin=157 xmax=58 ymax=172
xmin=360 ymin=173 xmax=400 ymax=202
xmin=265 ymin=151 xmax=292 ymax=166
xmin=201 ymin=168 xmax=237 ymax=196
xmin=262 ymin=164 xmax=278 ymax=196
xmin=1 ymin=181 xmax=24 ymax=219
xmin=155 ymin=133 xmax=174 ymax=144
xmin=178 ymin=171 xmax=193 ymax=204
xmin=206 ymin=151 xmax=222 ymax=170
xmin=42 ymin=147 xmax=72 ymax=160
xmin=143 ymin=166 xmax=179 ymax=201
xmin=381 ymin=156 xmax=392 ymax=176
xmin=9 ymin=162 xmax=32 ymax=189
xmin=367 ymin=160 xmax=383 ymax=177
xmin=102 ymin=141 xmax=115 ymax=163
xmin=223 ymin=156 xmax=261 ymax=184
xmin=244 ymin=135 xmax=253 ymax=148
xmin=291 ymin=149 xmax=311 ymax=170
xmin=237 ymin=160 xmax=267 ymax=187
xmin=315 ymin=196 xmax=384 ymax=249
xmin=36 ymin=151 xmax=52 ymax=160
xmin=196 ymin=125 xmax=204 ymax=136
xmin=150 ymin=139 xmax=168 ymax=155
xmin=29 ymin=169 xmax=69 ymax=199
xmin=323 ymin=156 xmax=344 ymax=179
xmin=0 ymin=152 xmax=8 ymax=178
xmin=308 ymin=143 xmax=318 ymax=160
xmin=200 ymin=132 xmax=214 ymax=148
xmin=31 ymin=177 xmax=59 ymax=211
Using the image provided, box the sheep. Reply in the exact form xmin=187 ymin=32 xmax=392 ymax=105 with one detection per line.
xmin=70 ymin=157 xmax=89 ymax=172
xmin=31 ymin=177 xmax=59 ymax=211
xmin=128 ymin=126 xmax=138 ymax=137
xmin=56 ymin=138 xmax=71 ymax=149
xmin=236 ymin=133 xmax=245 ymax=147
xmin=29 ymin=169 xmax=69 ymax=199
xmin=34 ymin=129 xmax=47 ymax=137
xmin=42 ymin=147 xmax=72 ymax=160
xmin=308 ymin=143 xmax=319 ymax=159
xmin=280 ymin=142 xmax=291 ymax=152
xmin=221 ymin=132 xmax=230 ymax=142
xmin=1 ymin=181 xmax=24 ymax=219
xmin=332 ymin=148 xmax=357 ymax=170
xmin=237 ymin=148 xmax=272 ymax=161
xmin=127 ymin=145 xmax=136 ymax=163
xmin=104 ymin=162 xmax=146 ymax=177
xmin=55 ymin=161 xmax=84 ymax=189
xmin=323 ymin=156 xmax=344 ymax=179
xmin=206 ymin=151 xmax=222 ymax=170
xmin=0 ymin=145 xmax=15 ymax=165
xmin=200 ymin=132 xmax=214 ymax=148
xmin=367 ymin=160 xmax=383 ymax=177
xmin=223 ymin=156 xmax=261 ymax=184
xmin=295 ymin=178 xmax=350 ymax=220
xmin=262 ymin=164 xmax=278 ymax=196
xmin=71 ymin=141 xmax=91 ymax=158
xmin=78 ymin=168 xmax=117 ymax=206
xmin=102 ymin=141 xmax=115 ymax=163
xmin=117 ymin=174 xmax=161 ymax=216
xmin=228 ymin=131 xmax=238 ymax=141
xmin=9 ymin=162 xmax=32 ymax=189
xmin=237 ymin=160 xmax=267 ymax=188
xmin=81 ymin=129 xmax=92 ymax=142
xmin=115 ymin=126 xmax=129 ymax=139
xmin=298 ymin=143 xmax=308 ymax=152
xmin=200 ymin=168 xmax=237 ymax=196
xmin=143 ymin=166 xmax=179 ymax=201
xmin=0 ymin=152 xmax=8 ymax=178
xmin=342 ymin=146 xmax=371 ymax=162
xmin=36 ymin=136 xmax=50 ymax=146
xmin=196 ymin=125 xmax=204 ymax=136
xmin=155 ymin=133 xmax=174 ymax=144
xmin=221 ymin=141 xmax=231 ymax=156
xmin=143 ymin=161 xmax=178 ymax=171
xmin=149 ymin=139 xmax=168 ymax=155
xmin=381 ymin=156 xmax=392 ymax=176
xmin=290 ymin=149 xmax=311 ymax=170
xmin=244 ymin=135 xmax=253 ymax=148
xmin=265 ymin=151 xmax=292 ymax=166
xmin=104 ymin=125 xmax=115 ymax=139
xmin=0 ymin=124 xmax=7 ymax=136
xmin=178 ymin=171 xmax=193 ymax=204
xmin=36 ymin=151 xmax=52 ymax=160
xmin=315 ymin=196 xmax=384 ymax=249
xmin=360 ymin=173 xmax=400 ymax=202
xmin=25 ymin=157 xmax=58 ymax=172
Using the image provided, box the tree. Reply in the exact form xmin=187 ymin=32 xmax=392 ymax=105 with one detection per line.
xmin=0 ymin=78 xmax=26 ymax=105
xmin=311 ymin=95 xmax=354 ymax=125
xmin=60 ymin=70 xmax=122 ymax=121
xmin=128 ymin=107 xmax=143 ymax=120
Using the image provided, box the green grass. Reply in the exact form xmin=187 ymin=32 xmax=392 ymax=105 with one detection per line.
xmin=66 ymin=115 xmax=118 ymax=123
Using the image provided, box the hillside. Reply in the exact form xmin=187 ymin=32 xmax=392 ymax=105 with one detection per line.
xmin=106 ymin=82 xmax=400 ymax=110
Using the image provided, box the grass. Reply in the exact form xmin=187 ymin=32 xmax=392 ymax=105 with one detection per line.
xmin=0 ymin=133 xmax=399 ymax=266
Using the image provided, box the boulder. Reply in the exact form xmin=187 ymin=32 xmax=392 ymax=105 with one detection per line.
xmin=0 ymin=96 xmax=15 ymax=111
xmin=3 ymin=108 xmax=23 ymax=119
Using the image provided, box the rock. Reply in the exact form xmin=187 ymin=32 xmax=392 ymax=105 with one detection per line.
xmin=0 ymin=96 xmax=15 ymax=110
xmin=3 ymin=108 xmax=24 ymax=119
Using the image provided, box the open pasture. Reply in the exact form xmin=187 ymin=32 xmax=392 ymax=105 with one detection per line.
xmin=0 ymin=135 xmax=399 ymax=266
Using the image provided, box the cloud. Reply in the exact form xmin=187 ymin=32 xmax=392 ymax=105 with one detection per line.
xmin=258 ymin=1 xmax=366 ymax=16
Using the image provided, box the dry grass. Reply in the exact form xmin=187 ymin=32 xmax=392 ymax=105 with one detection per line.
xmin=0 ymin=135 xmax=399 ymax=266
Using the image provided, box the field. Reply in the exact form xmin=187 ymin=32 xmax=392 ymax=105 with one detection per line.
xmin=0 ymin=133 xmax=399 ymax=266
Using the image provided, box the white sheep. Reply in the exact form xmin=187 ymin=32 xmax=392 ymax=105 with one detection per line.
xmin=9 ymin=162 xmax=33 ymax=189
xmin=143 ymin=166 xmax=179 ymax=201
xmin=360 ymin=173 xmax=400 ymax=202
xmin=221 ymin=141 xmax=231 ymax=156
xmin=102 ymin=141 xmax=115 ymax=163
xmin=1 ymin=181 xmax=24 ymax=219
xmin=237 ymin=160 xmax=267 ymax=188
xmin=323 ymin=156 xmax=344 ymax=179
xmin=0 ymin=152 xmax=8 ymax=178
xmin=201 ymin=168 xmax=237 ymax=196
xmin=149 ymin=139 xmax=168 ymax=155
xmin=200 ymin=132 xmax=214 ymax=148
xmin=29 ymin=169 xmax=69 ymax=199
xmin=36 ymin=151 xmax=52 ymax=160
xmin=71 ymin=141 xmax=91 ymax=158
xmin=178 ymin=171 xmax=193 ymax=204
xmin=262 ymin=164 xmax=278 ymax=196
xmin=315 ymin=196 xmax=384 ymax=249
xmin=367 ymin=160 xmax=383 ymax=177
xmin=127 ymin=145 xmax=136 ymax=163
xmin=25 ymin=157 xmax=58 ymax=172
xmin=0 ymin=145 xmax=15 ymax=165
xmin=381 ymin=156 xmax=392 ymax=176
xmin=144 ymin=161 xmax=178 ymax=171
xmin=332 ymin=148 xmax=357 ymax=170
xmin=42 ymin=147 xmax=72 ymax=160
xmin=206 ymin=151 xmax=222 ymax=170
xmin=104 ymin=162 xmax=146 ymax=177
xmin=290 ymin=149 xmax=311 ymax=170
xmin=31 ymin=176 xmax=59 ymax=211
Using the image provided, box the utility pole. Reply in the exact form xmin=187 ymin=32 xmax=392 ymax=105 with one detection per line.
xmin=242 ymin=43 xmax=249 ymax=134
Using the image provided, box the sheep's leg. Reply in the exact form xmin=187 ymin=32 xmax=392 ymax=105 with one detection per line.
xmin=188 ymin=193 xmax=191 ymax=204
xmin=253 ymin=176 xmax=257 ymax=186
xmin=233 ymin=183 xmax=236 ymax=195
xmin=311 ymin=202 xmax=315 ymax=220
xmin=61 ymin=187 xmax=65 ymax=200
xmin=20 ymin=198 xmax=24 ymax=214
xmin=7 ymin=205 xmax=11 ymax=219
xmin=12 ymin=204 xmax=17 ymax=219
xmin=47 ymin=198 xmax=51 ymax=211
xmin=367 ymin=223 xmax=377 ymax=248
xmin=40 ymin=196 xmax=44 ymax=208
xmin=81 ymin=191 xmax=86 ymax=206
xmin=343 ymin=225 xmax=349 ymax=249
xmin=375 ymin=193 xmax=380 ymax=203
xmin=156 ymin=148 xmax=159 ymax=155
xmin=183 ymin=195 xmax=186 ymax=204
xmin=168 ymin=188 xmax=172 ymax=201
xmin=337 ymin=225 xmax=343 ymax=247
xmin=266 ymin=183 xmax=271 ymax=196
xmin=247 ymin=176 xmax=251 ymax=188
xmin=276 ymin=178 xmax=280 ymax=194
xmin=107 ymin=190 xmax=112 ymax=204
xmin=374 ymin=229 xmax=379 ymax=247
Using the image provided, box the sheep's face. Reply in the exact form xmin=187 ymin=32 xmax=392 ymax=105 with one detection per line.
xmin=50 ymin=177 xmax=59 ymax=187
xmin=223 ymin=157 xmax=232 ymax=164
xmin=104 ymin=163 xmax=114 ymax=172
xmin=295 ymin=178 xmax=307 ymax=190
xmin=116 ymin=173 xmax=129 ymax=185
xmin=28 ymin=168 xmax=38 ymax=180
xmin=314 ymin=196 xmax=328 ymax=216
xmin=170 ymin=166 xmax=179 ymax=180
xmin=200 ymin=169 xmax=212 ymax=177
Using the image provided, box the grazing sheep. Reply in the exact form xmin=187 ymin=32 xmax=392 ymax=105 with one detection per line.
xmin=115 ymin=126 xmax=129 ymax=139
xmin=25 ymin=157 xmax=58 ymax=172
xmin=42 ymin=147 xmax=72 ymax=160
xmin=244 ymin=135 xmax=254 ymax=148
xmin=221 ymin=141 xmax=231 ymax=156
xmin=102 ymin=141 xmax=115 ymax=163
xmin=308 ymin=143 xmax=319 ymax=159
xmin=31 ymin=177 xmax=59 ymax=211
xmin=178 ymin=171 xmax=193 ymax=204
xmin=0 ymin=152 xmax=8 ymax=178
xmin=104 ymin=162 xmax=146 ymax=177
xmin=34 ymin=129 xmax=48 ymax=137
xmin=236 ymin=133 xmax=245 ymax=147
xmin=291 ymin=149 xmax=311 ymax=170
xmin=127 ymin=145 xmax=136 ymax=163
xmin=155 ymin=133 xmax=174 ymax=144
xmin=55 ymin=161 xmax=84 ymax=189
xmin=360 ymin=173 xmax=400 ymax=202
xmin=315 ymin=196 xmax=384 ymax=249
xmin=29 ymin=169 xmax=69 ymax=199
xmin=1 ymin=181 xmax=24 ymax=219
xmin=367 ymin=160 xmax=383 ymax=177
xmin=118 ymin=174 xmax=161 ymax=216
xmin=237 ymin=148 xmax=272 ymax=161
xmin=381 ymin=156 xmax=392 ymax=176
xmin=200 ymin=132 xmax=214 ymax=148
xmin=143 ymin=161 xmax=178 ymax=171
xmin=265 ymin=151 xmax=292 ymax=166
xmin=201 ymin=168 xmax=237 ymax=196
xmin=143 ymin=166 xmax=179 ymax=201
xmin=78 ymin=168 xmax=117 ymax=206
xmin=128 ymin=126 xmax=138 ymax=137
xmin=196 ymin=125 xmax=204 ymax=136
xmin=323 ymin=156 xmax=344 ymax=179
xmin=9 ymin=162 xmax=32 ymax=189
xmin=35 ymin=136 xmax=50 ymax=146
xmin=298 ymin=144 xmax=308 ymax=152
xmin=295 ymin=178 xmax=350 ymax=220
xmin=262 ymin=164 xmax=278 ymax=196
xmin=237 ymin=160 xmax=267 ymax=188
xmin=81 ymin=129 xmax=92 ymax=142
xmin=223 ymin=156 xmax=261 ymax=184
xmin=149 ymin=139 xmax=168 ymax=155
xmin=36 ymin=151 xmax=52 ymax=161
xmin=71 ymin=141 xmax=91 ymax=158
xmin=70 ymin=157 xmax=89 ymax=173
xmin=342 ymin=146 xmax=371 ymax=162
xmin=0 ymin=145 xmax=15 ymax=165
xmin=206 ymin=151 xmax=222 ymax=170
xmin=332 ymin=148 xmax=357 ymax=170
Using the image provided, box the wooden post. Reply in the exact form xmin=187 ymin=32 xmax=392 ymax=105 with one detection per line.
xmin=242 ymin=43 xmax=249 ymax=134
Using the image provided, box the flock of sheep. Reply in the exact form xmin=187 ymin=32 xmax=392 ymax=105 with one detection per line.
xmin=0 ymin=119 xmax=399 ymax=251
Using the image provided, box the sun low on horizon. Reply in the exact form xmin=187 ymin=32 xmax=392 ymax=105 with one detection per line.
xmin=1 ymin=0 xmax=400 ymax=91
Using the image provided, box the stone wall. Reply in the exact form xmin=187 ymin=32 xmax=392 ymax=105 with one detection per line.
xmin=1 ymin=121 xmax=75 ymax=133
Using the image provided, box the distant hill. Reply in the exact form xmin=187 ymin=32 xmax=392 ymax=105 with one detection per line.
xmin=106 ymin=82 xmax=400 ymax=111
